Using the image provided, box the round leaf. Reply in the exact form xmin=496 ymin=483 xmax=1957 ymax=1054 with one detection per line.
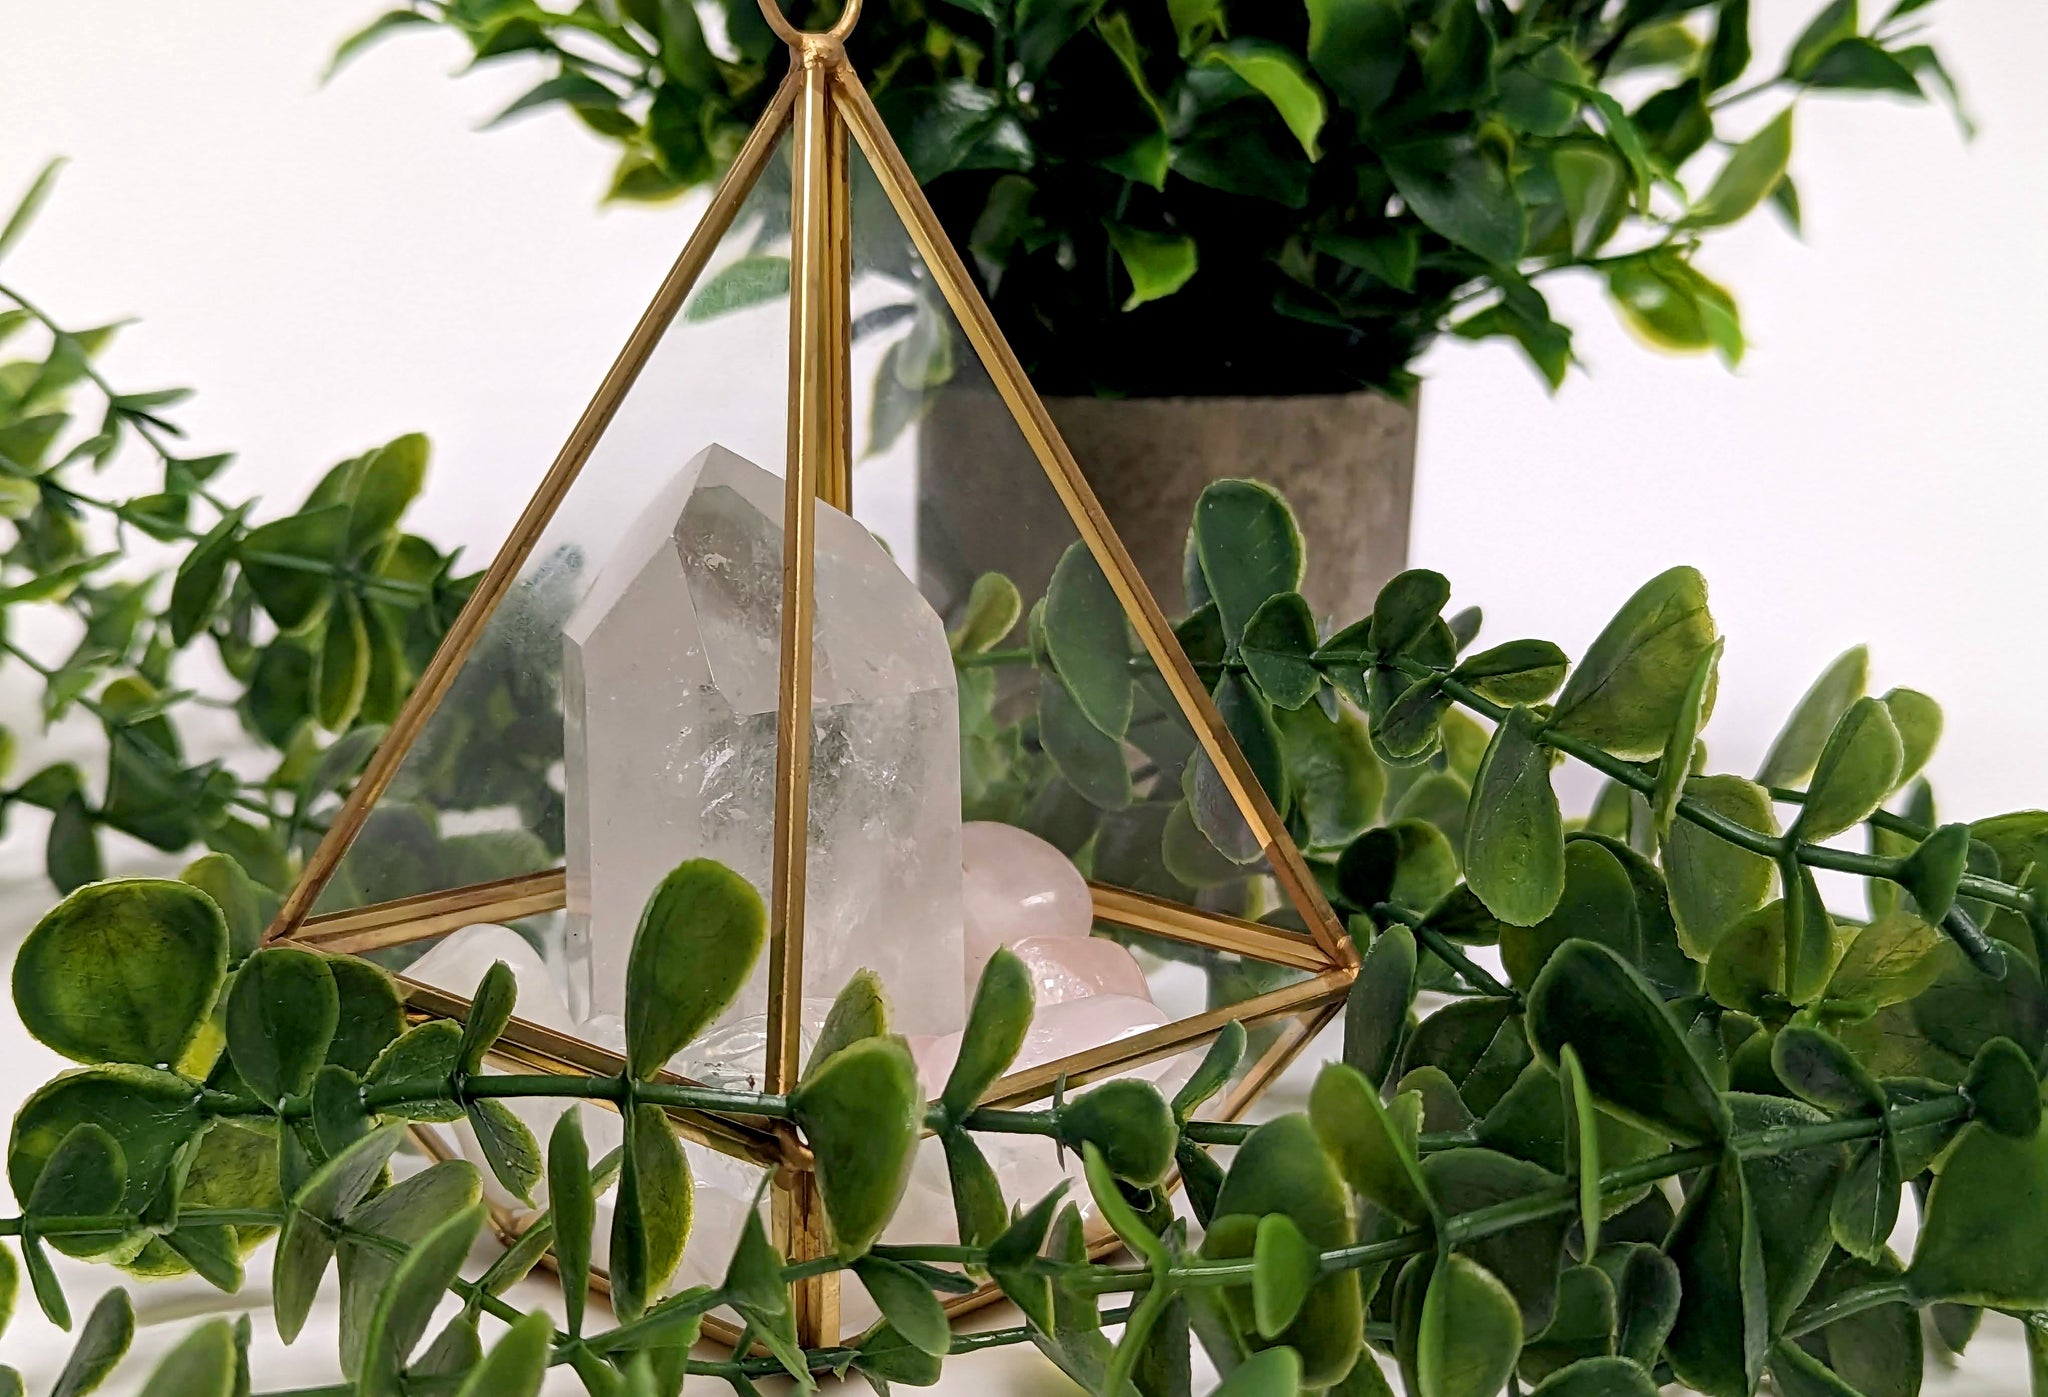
xmin=1792 ymin=697 xmax=1902 ymax=843
xmin=15 ymin=879 xmax=228 ymax=1067
xmin=226 ymin=947 xmax=339 ymax=1103
xmin=793 ymin=1035 xmax=922 ymax=1258
xmin=1548 ymin=567 xmax=1717 ymax=759
xmin=1057 ymin=1079 xmax=1176 ymax=1187
xmin=1418 ymin=1255 xmax=1522 ymax=1397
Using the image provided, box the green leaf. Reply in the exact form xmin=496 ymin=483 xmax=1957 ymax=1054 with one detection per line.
xmin=793 ymin=1035 xmax=922 ymax=1258
xmin=855 ymin=1257 xmax=951 ymax=1358
xmin=51 ymin=1289 xmax=132 ymax=1397
xmin=273 ymin=1124 xmax=407 ymax=1343
xmin=943 ymin=1130 xmax=1008 ymax=1250
xmin=1210 ymin=1114 xmax=1363 ymax=1388
xmin=466 ymin=1098 xmax=541 ymax=1204
xmin=1823 ymin=909 xmax=1945 ymax=1017
xmin=1499 ymin=839 xmax=1639 ymax=991
xmin=1963 ymin=1036 xmax=2041 ymax=1139
xmin=453 ymin=1310 xmax=552 ymax=1397
xmin=1418 ymin=1255 xmax=1522 ymax=1397
xmin=336 ymin=1168 xmax=483 ymax=1380
xmin=1528 ymin=1357 xmax=1659 ymax=1396
xmin=1652 ymin=638 xmax=1721 ymax=837
xmin=1793 ymin=697 xmax=1902 ymax=841
xmin=942 ymin=946 xmax=1032 ymax=1124
xmin=1559 ymin=1045 xmax=1602 ymax=1256
xmin=1383 ymin=139 xmax=1525 ymax=266
xmin=1769 ymin=1340 xmax=1862 ymax=1397
xmin=170 ymin=508 xmax=247 ymax=649
xmin=1782 ymin=857 xmax=1837 ymax=1006
xmin=609 ymin=1104 xmax=692 ymax=1321
xmin=1788 ymin=0 xmax=1858 ymax=77
xmin=1304 ymin=0 xmax=1406 ymax=112
xmin=1252 ymin=1213 xmax=1320 ymax=1338
xmin=1528 ymin=941 xmax=1729 ymax=1145
xmin=684 ymin=254 xmax=790 ymax=321
xmin=1452 ymin=640 xmax=1568 ymax=705
xmin=1759 ymin=646 xmax=1868 ymax=787
xmin=624 ymin=859 xmax=766 ymax=1079
xmin=358 ymin=1204 xmax=485 ymax=1397
xmin=315 ymin=593 xmax=370 ymax=732
xmin=137 ymin=1318 xmax=236 ymax=1397
xmin=0 ymin=159 xmax=64 ymax=265
xmin=1192 ymin=480 xmax=1304 ymax=642
xmin=1664 ymin=1158 xmax=1768 ymax=1397
xmin=1550 ymin=567 xmax=1718 ymax=759
xmin=1057 ymin=1080 xmax=1177 ymax=1186
xmin=1896 ymin=823 xmax=1970 ymax=925
xmin=1213 ymin=1347 xmax=1303 ymax=1396
xmin=1344 ymin=926 xmax=1416 ymax=1087
xmin=14 ymin=878 xmax=228 ymax=1067
xmin=347 ymin=434 xmax=428 ymax=551
xmin=325 ymin=10 xmax=433 ymax=80
xmin=1772 ymin=1025 xmax=1883 ymax=1114
xmin=1661 ymin=774 xmax=1779 ymax=958
xmin=27 ymin=1125 xmax=128 ymax=1259
xmin=1039 ymin=674 xmax=1133 ymax=811
xmin=1277 ymin=699 xmax=1384 ymax=853
xmin=226 ymin=947 xmax=338 ymax=1103
xmin=0 ymin=1245 xmax=14 ymax=1339
xmin=1464 ymin=706 xmax=1565 ymax=927
xmin=1687 ymin=108 xmax=1794 ymax=228
xmin=805 ymin=968 xmax=890 ymax=1084
xmin=240 ymin=505 xmax=349 ymax=632
xmin=1241 ymin=592 xmax=1320 ymax=709
xmin=1044 ymin=542 xmax=1134 ymax=735
xmin=1196 ymin=41 xmax=1327 ymax=159
xmin=364 ymin=1020 xmax=464 ymax=1121
xmin=949 ymin=573 xmax=1022 ymax=655
xmin=1310 ymin=1061 xmax=1432 ymax=1224
xmin=1105 ymin=224 xmax=1199 ymax=310
xmin=1880 ymin=687 xmax=1941 ymax=789
xmin=1910 ymin=1121 xmax=2048 ymax=1306
xmin=1368 ymin=570 xmax=1451 ymax=657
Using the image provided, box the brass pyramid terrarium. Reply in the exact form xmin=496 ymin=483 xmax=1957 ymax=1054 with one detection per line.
xmin=266 ymin=0 xmax=1360 ymax=1347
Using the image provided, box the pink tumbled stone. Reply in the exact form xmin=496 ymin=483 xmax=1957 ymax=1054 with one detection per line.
xmin=961 ymin=821 xmax=1094 ymax=986
xmin=1009 ymin=934 xmax=1152 ymax=1006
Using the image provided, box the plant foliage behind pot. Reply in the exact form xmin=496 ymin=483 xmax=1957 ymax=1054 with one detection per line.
xmin=351 ymin=0 xmax=1968 ymax=396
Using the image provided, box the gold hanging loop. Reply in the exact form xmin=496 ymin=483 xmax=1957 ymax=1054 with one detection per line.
xmin=756 ymin=0 xmax=862 ymax=52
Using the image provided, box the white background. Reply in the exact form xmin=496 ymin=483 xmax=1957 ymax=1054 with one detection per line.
xmin=0 ymin=2 xmax=2044 ymax=1391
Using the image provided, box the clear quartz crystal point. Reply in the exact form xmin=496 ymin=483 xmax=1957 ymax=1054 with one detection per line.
xmin=562 ymin=443 xmax=967 ymax=1053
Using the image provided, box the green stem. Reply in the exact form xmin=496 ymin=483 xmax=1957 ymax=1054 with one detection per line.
xmin=1373 ymin=901 xmax=1519 ymax=1000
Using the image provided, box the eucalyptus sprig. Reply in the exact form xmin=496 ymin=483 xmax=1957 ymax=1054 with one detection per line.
xmin=17 ymin=479 xmax=2048 ymax=1397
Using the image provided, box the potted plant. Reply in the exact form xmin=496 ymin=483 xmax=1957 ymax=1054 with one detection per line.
xmin=338 ymin=0 xmax=1965 ymax=615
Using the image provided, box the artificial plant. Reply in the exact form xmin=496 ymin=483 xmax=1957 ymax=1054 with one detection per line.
xmin=344 ymin=0 xmax=1966 ymax=396
xmin=12 ymin=477 xmax=2048 ymax=1397
xmin=0 ymin=163 xmax=563 ymax=908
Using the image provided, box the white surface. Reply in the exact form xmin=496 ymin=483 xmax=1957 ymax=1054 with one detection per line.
xmin=2 ymin=1 xmax=2047 ymax=1390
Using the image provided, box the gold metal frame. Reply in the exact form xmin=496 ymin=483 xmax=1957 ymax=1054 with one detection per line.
xmin=271 ymin=0 xmax=1361 ymax=1349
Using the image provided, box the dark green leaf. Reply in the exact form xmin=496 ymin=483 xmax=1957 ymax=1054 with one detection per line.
xmin=1304 ymin=0 xmax=1406 ymax=112
xmin=226 ymin=947 xmax=338 ymax=1103
xmin=1687 ymin=109 xmax=1794 ymax=227
xmin=609 ymin=1104 xmax=691 ymax=1320
xmin=1528 ymin=1357 xmax=1659 ymax=1396
xmin=1663 ymin=1158 xmax=1767 ymax=1397
xmin=1464 ymin=707 xmax=1565 ymax=926
xmin=1383 ymin=140 xmax=1525 ymax=266
xmin=1963 ymin=1036 xmax=2040 ymax=1138
xmin=1499 ymin=838 xmax=1639 ymax=991
xmin=15 ymin=878 xmax=228 ymax=1067
xmin=453 ymin=1310 xmax=552 ymax=1397
xmin=1652 ymin=638 xmax=1720 ymax=837
xmin=1343 ymin=925 xmax=1415 ymax=1087
xmin=1058 ymin=1080 xmax=1177 ymax=1186
xmin=1910 ymin=1121 xmax=2048 ymax=1306
xmin=358 ymin=1204 xmax=485 ymax=1397
xmin=1310 ymin=1061 xmax=1431 ymax=1223
xmin=240 ymin=505 xmax=349 ymax=632
xmin=466 ymin=1098 xmax=541 ymax=1204
xmin=1241 ymin=592 xmax=1320 ymax=710
xmin=273 ymin=1124 xmax=407 ymax=1342
xmin=1044 ymin=542 xmax=1134 ymax=735
xmin=1662 ymin=774 xmax=1779 ymax=959
xmin=50 ymin=1289 xmax=132 ymax=1397
xmin=1192 ymin=480 xmax=1304 ymax=641
xmin=855 ymin=1257 xmax=951 ymax=1357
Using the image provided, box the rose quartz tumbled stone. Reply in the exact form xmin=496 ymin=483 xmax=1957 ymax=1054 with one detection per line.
xmin=1009 ymin=934 xmax=1151 ymax=1006
xmin=961 ymin=821 xmax=1094 ymax=986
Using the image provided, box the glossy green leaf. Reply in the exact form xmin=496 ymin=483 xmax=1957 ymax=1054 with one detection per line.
xmin=1550 ymin=567 xmax=1718 ymax=759
xmin=1463 ymin=707 xmax=1564 ymax=926
xmin=1304 ymin=0 xmax=1405 ymax=112
xmin=1687 ymin=109 xmax=1793 ymax=228
xmin=1105 ymin=223 xmax=1198 ymax=311
xmin=15 ymin=878 xmax=228 ymax=1067
xmin=1528 ymin=940 xmax=1729 ymax=1144
xmin=1758 ymin=647 xmax=1868 ymax=787
xmin=794 ymin=1035 xmax=922 ymax=1258
xmin=624 ymin=859 xmax=766 ymax=1079
xmin=1417 ymin=1255 xmax=1522 ymax=1397
xmin=1384 ymin=139 xmax=1525 ymax=265
xmin=1197 ymin=40 xmax=1327 ymax=159
xmin=226 ymin=946 xmax=338 ymax=1103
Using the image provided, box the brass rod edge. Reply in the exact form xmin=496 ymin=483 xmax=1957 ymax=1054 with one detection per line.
xmin=765 ymin=57 xmax=835 ymax=1097
xmin=976 ymin=969 xmax=1352 ymax=1111
xmin=291 ymin=869 xmax=568 ymax=954
xmin=1088 ymin=882 xmax=1335 ymax=973
xmin=827 ymin=66 xmax=1353 ymax=970
xmin=264 ymin=71 xmax=803 ymax=945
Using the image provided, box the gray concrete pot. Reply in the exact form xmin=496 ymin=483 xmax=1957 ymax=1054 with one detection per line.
xmin=916 ymin=390 xmax=1418 ymax=627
